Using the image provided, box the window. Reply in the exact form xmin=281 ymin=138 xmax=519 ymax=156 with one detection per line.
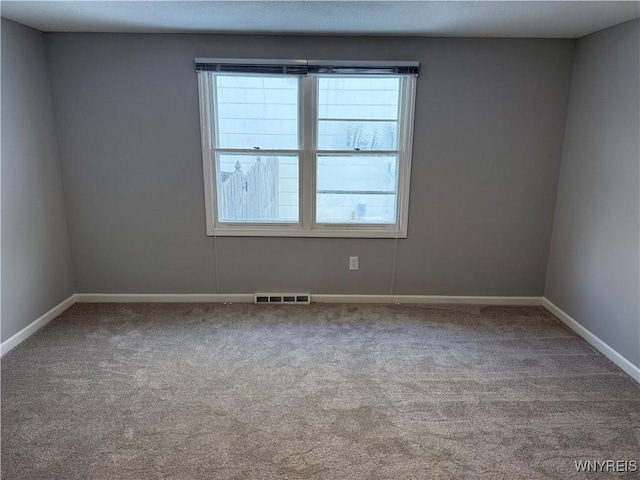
xmin=197 ymin=59 xmax=418 ymax=237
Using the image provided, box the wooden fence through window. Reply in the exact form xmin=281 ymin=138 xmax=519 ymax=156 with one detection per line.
xmin=220 ymin=157 xmax=279 ymax=221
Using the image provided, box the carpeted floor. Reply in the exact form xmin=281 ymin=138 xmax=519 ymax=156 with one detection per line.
xmin=2 ymin=303 xmax=639 ymax=479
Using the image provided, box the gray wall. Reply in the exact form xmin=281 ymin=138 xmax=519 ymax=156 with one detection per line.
xmin=546 ymin=19 xmax=640 ymax=368
xmin=45 ymin=33 xmax=575 ymax=296
xmin=1 ymin=19 xmax=75 ymax=342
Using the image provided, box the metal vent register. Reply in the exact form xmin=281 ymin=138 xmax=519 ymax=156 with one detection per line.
xmin=254 ymin=293 xmax=311 ymax=305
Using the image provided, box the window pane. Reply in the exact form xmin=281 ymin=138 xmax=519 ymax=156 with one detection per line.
xmin=215 ymin=75 xmax=298 ymax=149
xmin=318 ymin=77 xmax=400 ymax=120
xmin=317 ymin=77 xmax=400 ymax=151
xmin=318 ymin=120 xmax=398 ymax=150
xmin=217 ymin=153 xmax=299 ymax=223
xmin=316 ymin=155 xmax=397 ymax=224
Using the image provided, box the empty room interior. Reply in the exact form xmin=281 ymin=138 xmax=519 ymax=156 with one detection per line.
xmin=1 ymin=1 xmax=640 ymax=478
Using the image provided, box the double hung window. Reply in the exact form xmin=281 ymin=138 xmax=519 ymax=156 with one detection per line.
xmin=196 ymin=59 xmax=418 ymax=237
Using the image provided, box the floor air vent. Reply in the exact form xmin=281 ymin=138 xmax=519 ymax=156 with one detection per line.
xmin=254 ymin=293 xmax=311 ymax=305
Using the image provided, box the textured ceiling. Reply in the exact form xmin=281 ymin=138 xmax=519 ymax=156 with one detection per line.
xmin=1 ymin=1 xmax=639 ymax=38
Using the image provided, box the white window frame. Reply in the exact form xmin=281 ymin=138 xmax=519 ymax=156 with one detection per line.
xmin=197 ymin=64 xmax=417 ymax=238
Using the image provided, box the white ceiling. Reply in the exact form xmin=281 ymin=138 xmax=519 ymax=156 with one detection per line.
xmin=1 ymin=1 xmax=639 ymax=38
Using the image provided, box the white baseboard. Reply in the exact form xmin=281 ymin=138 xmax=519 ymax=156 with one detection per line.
xmin=312 ymin=295 xmax=542 ymax=305
xmin=75 ymin=293 xmax=541 ymax=306
xmin=542 ymin=298 xmax=640 ymax=383
xmin=74 ymin=293 xmax=254 ymax=303
xmin=1 ymin=294 xmax=77 ymax=357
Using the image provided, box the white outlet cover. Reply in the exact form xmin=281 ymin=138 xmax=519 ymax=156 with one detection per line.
xmin=349 ymin=256 xmax=359 ymax=270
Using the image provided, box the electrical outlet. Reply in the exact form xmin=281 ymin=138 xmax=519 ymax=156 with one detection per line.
xmin=349 ymin=256 xmax=359 ymax=271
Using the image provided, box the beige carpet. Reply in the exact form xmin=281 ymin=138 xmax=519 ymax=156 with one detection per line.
xmin=2 ymin=303 xmax=639 ymax=479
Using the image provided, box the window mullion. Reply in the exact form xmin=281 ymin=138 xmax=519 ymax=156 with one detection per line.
xmin=301 ymin=76 xmax=316 ymax=231
xmin=315 ymin=149 xmax=399 ymax=155
xmin=213 ymin=148 xmax=301 ymax=155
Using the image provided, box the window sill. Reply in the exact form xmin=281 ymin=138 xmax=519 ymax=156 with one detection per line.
xmin=207 ymin=228 xmax=407 ymax=239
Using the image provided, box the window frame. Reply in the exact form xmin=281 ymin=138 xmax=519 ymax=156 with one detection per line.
xmin=197 ymin=67 xmax=417 ymax=238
